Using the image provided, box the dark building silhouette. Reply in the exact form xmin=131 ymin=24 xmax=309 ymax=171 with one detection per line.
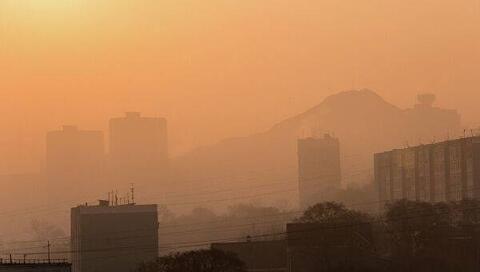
xmin=0 ymin=260 xmax=71 ymax=272
xmin=375 ymin=136 xmax=480 ymax=204
xmin=71 ymin=202 xmax=158 ymax=272
xmin=46 ymin=126 xmax=104 ymax=199
xmin=297 ymin=135 xmax=341 ymax=209
xmin=286 ymin=223 xmax=382 ymax=272
xmin=211 ymin=240 xmax=287 ymax=272
xmin=109 ymin=112 xmax=168 ymax=184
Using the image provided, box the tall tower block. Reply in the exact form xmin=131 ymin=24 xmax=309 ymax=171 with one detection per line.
xmin=109 ymin=112 xmax=168 ymax=183
xmin=46 ymin=125 xmax=104 ymax=199
xmin=297 ymin=134 xmax=341 ymax=209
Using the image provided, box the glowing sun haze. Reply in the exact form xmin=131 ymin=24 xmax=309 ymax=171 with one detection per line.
xmin=0 ymin=0 xmax=480 ymax=173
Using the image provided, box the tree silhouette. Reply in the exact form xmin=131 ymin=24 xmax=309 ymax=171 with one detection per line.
xmin=137 ymin=249 xmax=246 ymax=272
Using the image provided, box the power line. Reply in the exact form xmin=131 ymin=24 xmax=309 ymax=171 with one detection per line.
xmin=0 ymin=167 xmax=373 ymax=219
xmin=6 ymin=186 xmax=480 ymax=256
xmin=8 ymin=199 xmax=480 ymax=258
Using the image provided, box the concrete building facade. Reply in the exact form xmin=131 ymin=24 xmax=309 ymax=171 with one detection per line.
xmin=71 ymin=202 xmax=158 ymax=272
xmin=297 ymin=134 xmax=341 ymax=209
xmin=375 ymin=136 xmax=480 ymax=204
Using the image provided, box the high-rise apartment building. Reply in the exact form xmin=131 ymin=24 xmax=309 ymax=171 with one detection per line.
xmin=46 ymin=126 xmax=104 ymax=198
xmin=109 ymin=112 xmax=168 ymax=183
xmin=297 ymin=134 xmax=341 ymax=209
xmin=375 ymin=136 xmax=480 ymax=204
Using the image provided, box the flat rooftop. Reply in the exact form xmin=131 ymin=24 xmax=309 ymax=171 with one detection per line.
xmin=72 ymin=203 xmax=157 ymax=215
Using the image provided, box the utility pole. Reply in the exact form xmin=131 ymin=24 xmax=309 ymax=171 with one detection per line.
xmin=47 ymin=241 xmax=51 ymax=263
xmin=131 ymin=183 xmax=135 ymax=204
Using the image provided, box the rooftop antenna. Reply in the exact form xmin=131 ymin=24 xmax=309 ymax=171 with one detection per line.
xmin=131 ymin=183 xmax=135 ymax=204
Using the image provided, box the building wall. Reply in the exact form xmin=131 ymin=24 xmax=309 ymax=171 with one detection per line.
xmin=71 ymin=204 xmax=158 ymax=272
xmin=108 ymin=112 xmax=168 ymax=183
xmin=375 ymin=137 xmax=480 ymax=205
xmin=297 ymin=135 xmax=341 ymax=209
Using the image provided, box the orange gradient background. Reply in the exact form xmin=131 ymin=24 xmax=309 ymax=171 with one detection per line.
xmin=1 ymin=0 xmax=480 ymax=173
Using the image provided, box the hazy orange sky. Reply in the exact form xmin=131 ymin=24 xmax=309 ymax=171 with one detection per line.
xmin=1 ymin=0 xmax=480 ymax=173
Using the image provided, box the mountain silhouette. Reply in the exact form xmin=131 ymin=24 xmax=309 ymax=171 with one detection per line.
xmin=170 ymin=89 xmax=461 ymax=209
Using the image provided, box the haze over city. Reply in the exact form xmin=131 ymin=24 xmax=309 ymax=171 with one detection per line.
xmin=1 ymin=1 xmax=480 ymax=272
xmin=1 ymin=0 xmax=480 ymax=173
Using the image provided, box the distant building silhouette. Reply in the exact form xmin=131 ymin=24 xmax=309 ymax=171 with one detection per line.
xmin=71 ymin=201 xmax=158 ymax=272
xmin=404 ymin=93 xmax=461 ymax=143
xmin=46 ymin=126 xmax=104 ymax=199
xmin=375 ymin=136 xmax=480 ymax=205
xmin=109 ymin=112 xmax=168 ymax=184
xmin=297 ymin=135 xmax=341 ymax=209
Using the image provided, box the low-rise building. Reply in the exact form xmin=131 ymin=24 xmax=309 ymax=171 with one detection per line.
xmin=71 ymin=201 xmax=158 ymax=272
xmin=211 ymin=240 xmax=287 ymax=272
xmin=286 ymin=223 xmax=384 ymax=272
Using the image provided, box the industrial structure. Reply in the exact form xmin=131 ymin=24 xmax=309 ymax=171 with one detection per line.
xmin=109 ymin=112 xmax=168 ymax=183
xmin=297 ymin=134 xmax=341 ymax=209
xmin=375 ymin=136 xmax=480 ymax=204
xmin=70 ymin=201 xmax=158 ymax=272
